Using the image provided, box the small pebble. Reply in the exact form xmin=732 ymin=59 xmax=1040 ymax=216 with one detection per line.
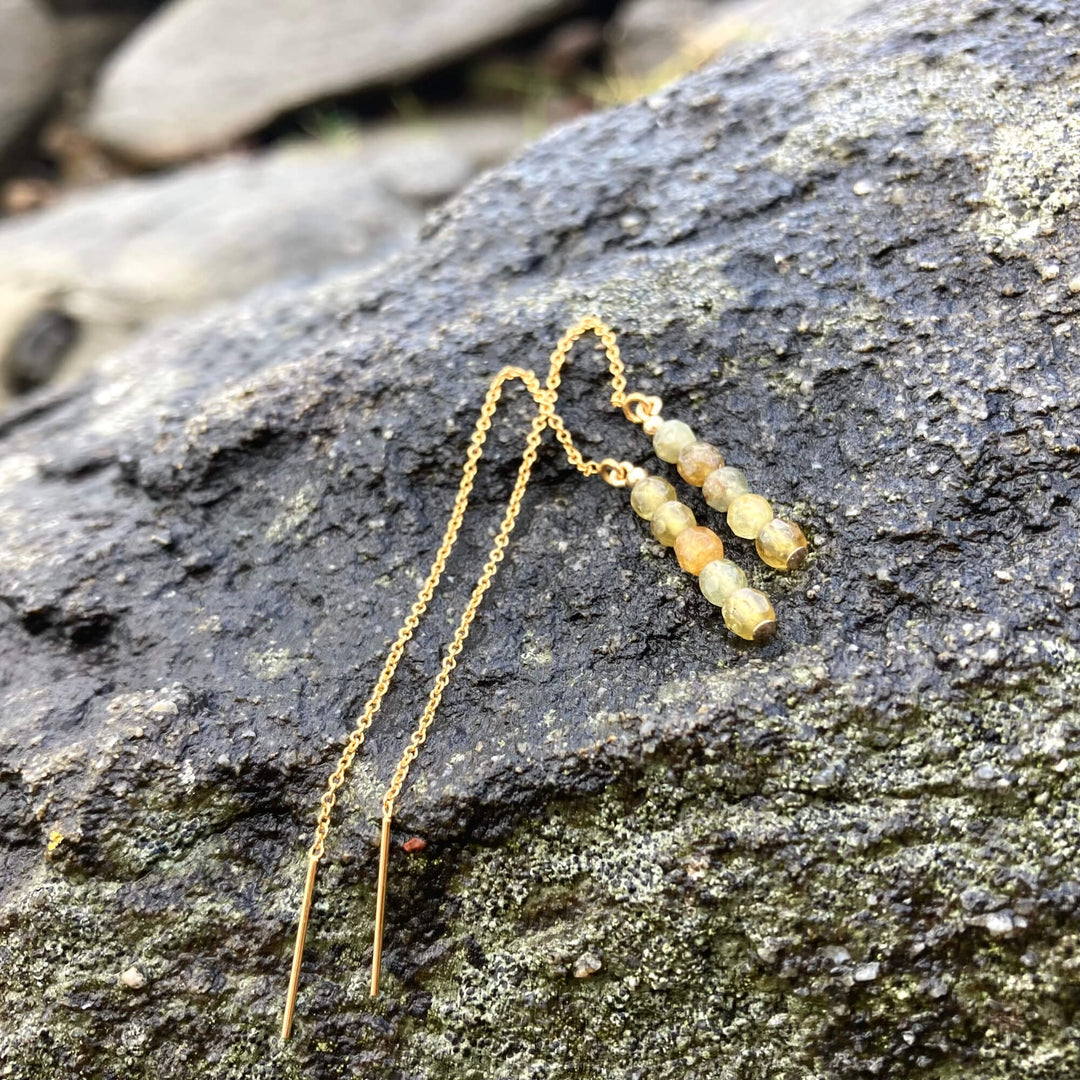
xmin=854 ymin=962 xmax=880 ymax=982
xmin=573 ymin=952 xmax=602 ymax=978
xmin=121 ymin=966 xmax=146 ymax=989
xmin=984 ymin=911 xmax=1014 ymax=936
xmin=852 ymin=179 xmax=874 ymax=196
xmin=821 ymin=945 xmax=851 ymax=965
xmin=402 ymin=837 xmax=427 ymax=854
xmin=1069 ymin=275 xmax=1080 ymax=295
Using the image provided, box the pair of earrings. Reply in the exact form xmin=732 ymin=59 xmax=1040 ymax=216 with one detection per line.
xmin=280 ymin=317 xmax=809 ymax=1038
xmin=622 ymin=403 xmax=808 ymax=641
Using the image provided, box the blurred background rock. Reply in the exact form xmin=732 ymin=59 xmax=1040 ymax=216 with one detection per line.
xmin=0 ymin=0 xmax=878 ymax=403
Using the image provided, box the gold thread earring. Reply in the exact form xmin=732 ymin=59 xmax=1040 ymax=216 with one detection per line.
xmin=279 ymin=317 xmax=808 ymax=1039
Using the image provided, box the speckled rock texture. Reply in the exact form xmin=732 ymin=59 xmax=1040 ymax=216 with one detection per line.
xmin=2 ymin=1 xmax=1079 ymax=1077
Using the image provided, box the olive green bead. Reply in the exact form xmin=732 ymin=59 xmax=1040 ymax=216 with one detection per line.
xmin=652 ymin=419 xmax=696 ymax=464
xmin=727 ymin=492 xmax=773 ymax=539
xmin=702 ymin=466 xmax=749 ymax=512
xmin=699 ymin=559 xmax=747 ymax=606
xmin=677 ymin=441 xmax=724 ymax=487
xmin=650 ymin=500 xmax=696 ymax=546
xmin=630 ymin=476 xmax=677 ymax=521
xmin=721 ymin=587 xmax=777 ymax=642
xmin=756 ymin=518 xmax=809 ymax=571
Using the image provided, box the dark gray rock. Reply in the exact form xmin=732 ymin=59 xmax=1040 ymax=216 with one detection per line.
xmin=2 ymin=1 xmax=1079 ymax=1077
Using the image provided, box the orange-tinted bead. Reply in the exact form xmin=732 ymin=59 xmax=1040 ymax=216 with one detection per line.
xmin=677 ymin=441 xmax=724 ymax=487
xmin=674 ymin=526 xmax=725 ymax=575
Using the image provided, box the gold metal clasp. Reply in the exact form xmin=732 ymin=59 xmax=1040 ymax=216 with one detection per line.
xmin=597 ymin=459 xmax=647 ymax=488
xmin=621 ymin=392 xmax=663 ymax=426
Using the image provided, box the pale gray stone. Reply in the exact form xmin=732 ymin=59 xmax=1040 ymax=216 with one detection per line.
xmin=608 ymin=0 xmax=885 ymax=79
xmin=2 ymin=2 xmax=1079 ymax=1077
xmin=86 ymin=0 xmax=581 ymax=163
xmin=0 ymin=112 xmax=527 ymax=396
xmin=0 ymin=0 xmax=61 ymax=156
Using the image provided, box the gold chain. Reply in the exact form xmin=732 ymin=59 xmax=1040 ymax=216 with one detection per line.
xmin=282 ymin=316 xmax=659 ymax=1037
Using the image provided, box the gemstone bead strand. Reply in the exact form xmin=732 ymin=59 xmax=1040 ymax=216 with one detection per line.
xmin=629 ymin=402 xmax=811 ymax=643
xmin=702 ymin=466 xmax=748 ymax=512
xmin=647 ymin=409 xmax=808 ymax=574
xmin=674 ymin=525 xmax=725 ymax=574
xmin=629 ymin=475 xmax=676 ymax=520
xmin=756 ymin=518 xmax=809 ymax=571
xmin=677 ymin=441 xmax=723 ymax=486
xmin=651 ymin=419 xmax=696 ymax=463
xmin=726 ymin=492 xmax=773 ymax=539
xmin=719 ymin=585 xmax=777 ymax=642
xmin=629 ymin=473 xmax=776 ymax=641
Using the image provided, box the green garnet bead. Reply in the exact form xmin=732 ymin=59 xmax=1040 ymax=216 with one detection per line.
xmin=652 ymin=419 xmax=696 ymax=464
xmin=756 ymin=518 xmax=809 ymax=571
xmin=726 ymin=492 xmax=773 ymax=539
xmin=702 ymin=466 xmax=749 ymax=512
xmin=630 ymin=475 xmax=677 ymax=521
xmin=721 ymin=587 xmax=777 ymax=642
xmin=677 ymin=441 xmax=724 ymax=487
xmin=650 ymin=500 xmax=696 ymax=546
xmin=698 ymin=558 xmax=747 ymax=606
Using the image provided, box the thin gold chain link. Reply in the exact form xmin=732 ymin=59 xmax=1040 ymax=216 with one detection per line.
xmin=306 ymin=315 xmax=638 ymax=858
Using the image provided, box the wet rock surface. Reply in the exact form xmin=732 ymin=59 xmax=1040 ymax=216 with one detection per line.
xmin=1 ymin=1 xmax=1079 ymax=1077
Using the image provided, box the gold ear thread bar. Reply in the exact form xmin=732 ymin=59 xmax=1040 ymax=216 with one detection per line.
xmin=282 ymin=319 xmax=647 ymax=1037
xmin=371 ymin=815 xmax=392 ymax=996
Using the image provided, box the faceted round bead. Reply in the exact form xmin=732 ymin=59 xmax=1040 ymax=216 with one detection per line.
xmin=727 ymin=492 xmax=774 ymax=539
xmin=650 ymin=500 xmax=696 ymax=546
xmin=721 ymin=587 xmax=777 ymax=642
xmin=674 ymin=526 xmax=725 ymax=575
xmin=630 ymin=475 xmax=677 ymax=521
xmin=652 ymin=419 xmax=696 ymax=464
xmin=756 ymin=518 xmax=809 ymax=571
xmin=677 ymin=441 xmax=724 ymax=487
xmin=698 ymin=558 xmax=747 ymax=606
xmin=702 ymin=466 xmax=749 ymax=512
